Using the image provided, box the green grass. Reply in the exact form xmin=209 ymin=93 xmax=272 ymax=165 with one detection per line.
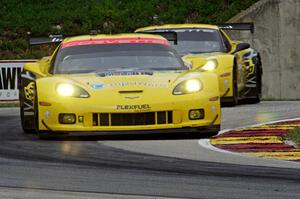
xmin=0 ymin=102 xmax=19 ymax=108
xmin=284 ymin=127 xmax=300 ymax=147
xmin=0 ymin=0 xmax=259 ymax=59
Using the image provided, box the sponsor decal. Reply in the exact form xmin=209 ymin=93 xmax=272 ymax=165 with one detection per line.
xmin=0 ymin=60 xmax=36 ymax=101
xmin=117 ymin=104 xmax=151 ymax=110
xmin=45 ymin=111 xmax=50 ymax=120
xmin=109 ymin=82 xmax=167 ymax=88
xmin=90 ymin=83 xmax=105 ymax=89
xmin=24 ymin=82 xmax=35 ymax=103
xmin=0 ymin=64 xmax=22 ymax=101
xmin=90 ymin=81 xmax=167 ymax=89
xmin=0 ymin=67 xmax=21 ymax=90
xmin=124 ymin=96 xmax=140 ymax=100
xmin=97 ymin=71 xmax=153 ymax=77
xmin=23 ymin=102 xmax=34 ymax=114
xmin=173 ymin=29 xmax=215 ymax=33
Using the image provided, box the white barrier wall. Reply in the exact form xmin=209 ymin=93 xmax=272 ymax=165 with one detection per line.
xmin=0 ymin=60 xmax=36 ymax=101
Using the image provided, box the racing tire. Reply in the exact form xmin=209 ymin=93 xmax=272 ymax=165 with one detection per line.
xmin=20 ymin=106 xmax=36 ymax=134
xmin=248 ymin=65 xmax=262 ymax=104
xmin=202 ymin=131 xmax=219 ymax=138
xmin=19 ymin=89 xmax=36 ymax=134
xmin=227 ymin=66 xmax=238 ymax=106
xmin=197 ymin=125 xmax=221 ymax=138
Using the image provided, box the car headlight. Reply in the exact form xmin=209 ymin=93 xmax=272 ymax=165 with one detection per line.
xmin=202 ymin=60 xmax=218 ymax=71
xmin=173 ymin=79 xmax=202 ymax=95
xmin=56 ymin=83 xmax=90 ymax=98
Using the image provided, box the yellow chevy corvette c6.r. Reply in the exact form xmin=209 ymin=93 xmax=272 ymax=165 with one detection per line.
xmin=136 ymin=23 xmax=262 ymax=106
xmin=19 ymin=33 xmax=221 ymax=139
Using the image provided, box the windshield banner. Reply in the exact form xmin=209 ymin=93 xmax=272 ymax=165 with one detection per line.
xmin=0 ymin=60 xmax=36 ymax=101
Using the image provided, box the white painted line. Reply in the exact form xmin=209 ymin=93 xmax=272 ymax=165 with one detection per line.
xmin=198 ymin=138 xmax=249 ymax=157
xmin=198 ymin=117 xmax=300 ymax=157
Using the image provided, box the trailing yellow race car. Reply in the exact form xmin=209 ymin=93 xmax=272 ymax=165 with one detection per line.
xmin=136 ymin=23 xmax=262 ymax=106
xmin=19 ymin=33 xmax=221 ymax=139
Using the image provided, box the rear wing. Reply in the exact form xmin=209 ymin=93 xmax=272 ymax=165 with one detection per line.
xmin=27 ymin=30 xmax=99 ymax=46
xmin=217 ymin=23 xmax=254 ymax=33
xmin=139 ymin=22 xmax=254 ymax=45
xmin=28 ymin=34 xmax=64 ymax=45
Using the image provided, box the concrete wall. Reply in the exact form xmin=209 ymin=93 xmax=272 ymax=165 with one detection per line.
xmin=226 ymin=0 xmax=300 ymax=100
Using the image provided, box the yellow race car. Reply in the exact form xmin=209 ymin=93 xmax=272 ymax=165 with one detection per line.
xmin=19 ymin=33 xmax=221 ymax=139
xmin=136 ymin=23 xmax=262 ymax=106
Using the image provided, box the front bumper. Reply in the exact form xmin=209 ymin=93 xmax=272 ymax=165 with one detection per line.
xmin=38 ymin=94 xmax=221 ymax=134
xmin=41 ymin=124 xmax=220 ymax=136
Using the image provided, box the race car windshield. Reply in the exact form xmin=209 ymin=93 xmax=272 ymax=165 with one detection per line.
xmin=169 ymin=29 xmax=225 ymax=55
xmin=52 ymin=43 xmax=186 ymax=74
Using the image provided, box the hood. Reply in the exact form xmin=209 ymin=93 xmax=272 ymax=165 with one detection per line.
xmin=183 ymin=52 xmax=228 ymax=63
xmin=53 ymin=70 xmax=201 ymax=93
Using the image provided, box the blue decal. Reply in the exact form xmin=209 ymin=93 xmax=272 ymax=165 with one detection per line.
xmin=90 ymin=83 xmax=105 ymax=89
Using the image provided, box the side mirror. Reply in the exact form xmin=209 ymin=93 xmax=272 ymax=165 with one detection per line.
xmin=23 ymin=63 xmax=45 ymax=76
xmin=232 ymin=42 xmax=250 ymax=54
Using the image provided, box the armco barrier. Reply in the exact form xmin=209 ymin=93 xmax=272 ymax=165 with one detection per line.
xmin=0 ymin=60 xmax=36 ymax=101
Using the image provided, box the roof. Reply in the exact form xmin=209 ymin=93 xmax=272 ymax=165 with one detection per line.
xmin=135 ymin=24 xmax=219 ymax=32
xmin=63 ymin=33 xmax=167 ymax=42
xmin=61 ymin=33 xmax=170 ymax=48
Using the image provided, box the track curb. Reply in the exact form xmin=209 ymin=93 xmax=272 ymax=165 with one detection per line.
xmin=200 ymin=118 xmax=300 ymax=162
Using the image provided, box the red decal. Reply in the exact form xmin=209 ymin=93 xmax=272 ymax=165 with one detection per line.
xmin=61 ymin=37 xmax=170 ymax=48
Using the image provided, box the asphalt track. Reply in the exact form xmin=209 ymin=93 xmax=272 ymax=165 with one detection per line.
xmin=0 ymin=101 xmax=300 ymax=199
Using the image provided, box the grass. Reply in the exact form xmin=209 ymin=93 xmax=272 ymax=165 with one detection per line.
xmin=0 ymin=0 xmax=259 ymax=59
xmin=284 ymin=127 xmax=300 ymax=147
xmin=0 ymin=102 xmax=19 ymax=108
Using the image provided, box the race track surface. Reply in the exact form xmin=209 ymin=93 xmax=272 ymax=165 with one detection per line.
xmin=0 ymin=101 xmax=300 ymax=199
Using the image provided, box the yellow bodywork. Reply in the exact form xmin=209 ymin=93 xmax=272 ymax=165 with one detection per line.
xmin=136 ymin=24 xmax=258 ymax=101
xmin=21 ymin=33 xmax=221 ymax=135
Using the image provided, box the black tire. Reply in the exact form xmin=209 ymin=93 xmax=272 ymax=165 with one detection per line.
xmin=248 ymin=64 xmax=262 ymax=104
xmin=19 ymin=90 xmax=36 ymax=134
xmin=20 ymin=106 xmax=36 ymax=134
xmin=200 ymin=126 xmax=220 ymax=138
xmin=203 ymin=131 xmax=219 ymax=138
xmin=227 ymin=66 xmax=238 ymax=106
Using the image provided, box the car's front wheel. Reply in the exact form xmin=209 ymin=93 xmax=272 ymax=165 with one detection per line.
xmin=20 ymin=105 xmax=36 ymax=134
xmin=248 ymin=64 xmax=262 ymax=104
xmin=19 ymin=88 xmax=36 ymax=134
xmin=227 ymin=66 xmax=238 ymax=106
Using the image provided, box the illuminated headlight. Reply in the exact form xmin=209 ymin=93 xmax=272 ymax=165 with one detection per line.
xmin=202 ymin=60 xmax=218 ymax=71
xmin=57 ymin=84 xmax=74 ymax=96
xmin=56 ymin=83 xmax=89 ymax=98
xmin=173 ymin=79 xmax=202 ymax=95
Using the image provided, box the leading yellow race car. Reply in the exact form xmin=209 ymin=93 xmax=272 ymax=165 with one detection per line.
xmin=136 ymin=23 xmax=262 ymax=106
xmin=19 ymin=33 xmax=221 ymax=139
